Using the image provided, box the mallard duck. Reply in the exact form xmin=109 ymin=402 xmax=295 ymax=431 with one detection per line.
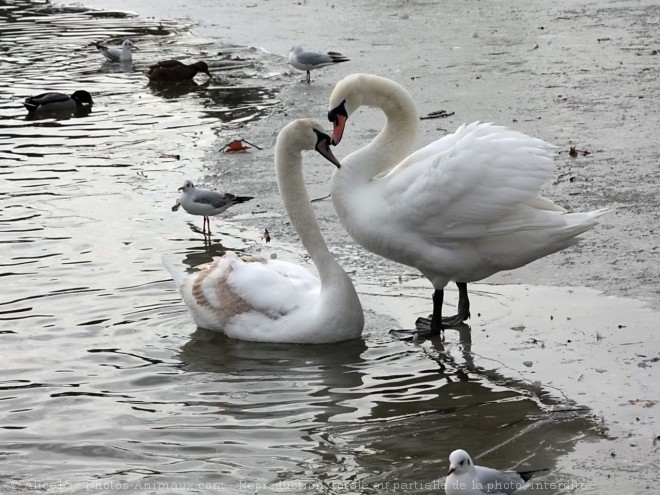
xmin=94 ymin=39 xmax=136 ymax=62
xmin=146 ymin=60 xmax=210 ymax=83
xmin=23 ymin=90 xmax=94 ymax=115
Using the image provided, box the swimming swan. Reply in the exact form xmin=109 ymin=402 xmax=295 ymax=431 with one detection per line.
xmin=163 ymin=119 xmax=364 ymax=343
xmin=327 ymin=74 xmax=607 ymax=337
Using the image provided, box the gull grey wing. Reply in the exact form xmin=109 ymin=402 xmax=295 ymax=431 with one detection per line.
xmin=297 ymin=51 xmax=334 ymax=66
xmin=192 ymin=190 xmax=232 ymax=208
xmin=473 ymin=467 xmax=525 ymax=494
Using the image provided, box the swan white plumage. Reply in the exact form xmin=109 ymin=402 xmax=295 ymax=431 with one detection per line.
xmin=327 ymin=74 xmax=608 ymax=337
xmin=163 ymin=119 xmax=364 ymax=343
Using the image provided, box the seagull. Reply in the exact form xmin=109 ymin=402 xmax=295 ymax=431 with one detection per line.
xmin=94 ymin=39 xmax=136 ymax=62
xmin=445 ymin=449 xmax=547 ymax=495
xmin=175 ymin=180 xmax=253 ymax=236
xmin=288 ymin=45 xmax=349 ymax=83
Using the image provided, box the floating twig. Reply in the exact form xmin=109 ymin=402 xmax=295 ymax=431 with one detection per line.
xmin=311 ymin=193 xmax=331 ymax=203
xmin=421 ymin=110 xmax=455 ymax=120
xmin=159 ymin=152 xmax=181 ymax=160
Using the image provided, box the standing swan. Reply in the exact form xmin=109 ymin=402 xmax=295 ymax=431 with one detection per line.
xmin=163 ymin=119 xmax=364 ymax=343
xmin=327 ymin=74 xmax=607 ymax=337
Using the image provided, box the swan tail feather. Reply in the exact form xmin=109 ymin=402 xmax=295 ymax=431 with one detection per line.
xmin=161 ymin=255 xmax=186 ymax=288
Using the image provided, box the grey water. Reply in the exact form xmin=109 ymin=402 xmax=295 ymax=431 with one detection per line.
xmin=0 ymin=1 xmax=599 ymax=493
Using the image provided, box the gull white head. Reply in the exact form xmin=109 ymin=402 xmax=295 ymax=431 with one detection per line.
xmin=178 ymin=180 xmax=194 ymax=192
xmin=448 ymin=449 xmax=474 ymax=475
xmin=120 ymin=39 xmax=137 ymax=59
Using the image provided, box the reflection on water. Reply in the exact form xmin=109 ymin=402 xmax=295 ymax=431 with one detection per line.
xmin=0 ymin=2 xmax=599 ymax=493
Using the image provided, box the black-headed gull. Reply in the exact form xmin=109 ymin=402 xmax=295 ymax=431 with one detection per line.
xmin=445 ymin=449 xmax=547 ymax=495
xmin=94 ymin=39 xmax=136 ymax=62
xmin=288 ymin=45 xmax=349 ymax=83
xmin=175 ymin=180 xmax=253 ymax=236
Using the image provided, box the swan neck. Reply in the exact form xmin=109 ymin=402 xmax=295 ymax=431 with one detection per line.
xmin=275 ymin=144 xmax=341 ymax=279
xmin=361 ymin=76 xmax=420 ymax=173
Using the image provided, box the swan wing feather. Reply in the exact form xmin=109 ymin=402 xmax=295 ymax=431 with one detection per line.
xmin=226 ymin=257 xmax=319 ymax=317
xmin=384 ymin=122 xmax=557 ymax=239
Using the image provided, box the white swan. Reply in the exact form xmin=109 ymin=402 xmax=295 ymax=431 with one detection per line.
xmin=163 ymin=119 xmax=364 ymax=344
xmin=327 ymin=74 xmax=608 ymax=337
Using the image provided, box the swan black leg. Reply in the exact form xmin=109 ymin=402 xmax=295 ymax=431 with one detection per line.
xmin=442 ymin=282 xmax=471 ymax=326
xmin=390 ymin=283 xmax=471 ymax=341
xmin=413 ymin=283 xmax=471 ymax=337
xmin=412 ymin=289 xmax=445 ymax=338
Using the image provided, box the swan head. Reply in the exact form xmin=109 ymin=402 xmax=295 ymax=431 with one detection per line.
xmin=447 ymin=449 xmax=474 ymax=475
xmin=279 ymin=119 xmax=341 ymax=168
xmin=327 ymin=74 xmax=368 ymax=145
xmin=178 ymin=179 xmax=195 ymax=192
xmin=328 ymin=74 xmax=416 ymax=146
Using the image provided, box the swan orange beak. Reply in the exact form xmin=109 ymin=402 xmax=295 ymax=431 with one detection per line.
xmin=331 ymin=114 xmax=347 ymax=146
xmin=328 ymin=99 xmax=348 ymax=145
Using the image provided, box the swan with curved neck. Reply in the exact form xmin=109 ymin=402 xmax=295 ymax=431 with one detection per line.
xmin=327 ymin=74 xmax=607 ymax=337
xmin=164 ymin=119 xmax=364 ymax=343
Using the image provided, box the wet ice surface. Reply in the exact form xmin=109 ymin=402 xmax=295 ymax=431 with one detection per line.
xmin=1 ymin=1 xmax=658 ymax=494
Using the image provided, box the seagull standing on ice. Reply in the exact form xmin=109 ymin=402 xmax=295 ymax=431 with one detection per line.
xmin=174 ymin=180 xmax=253 ymax=236
xmin=445 ymin=449 xmax=547 ymax=495
xmin=288 ymin=45 xmax=349 ymax=83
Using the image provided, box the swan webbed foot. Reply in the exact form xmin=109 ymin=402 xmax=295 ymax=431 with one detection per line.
xmin=388 ymin=317 xmax=444 ymax=341
xmin=441 ymin=311 xmax=470 ymax=326
xmin=415 ymin=316 xmax=445 ymax=337
xmin=389 ymin=324 xmax=441 ymax=342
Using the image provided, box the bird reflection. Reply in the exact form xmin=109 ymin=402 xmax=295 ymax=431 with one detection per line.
xmin=174 ymin=237 xmax=245 ymax=271
xmin=176 ymin=328 xmax=368 ymax=423
xmin=148 ymin=79 xmax=209 ymax=99
xmin=24 ymin=105 xmax=93 ymax=121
